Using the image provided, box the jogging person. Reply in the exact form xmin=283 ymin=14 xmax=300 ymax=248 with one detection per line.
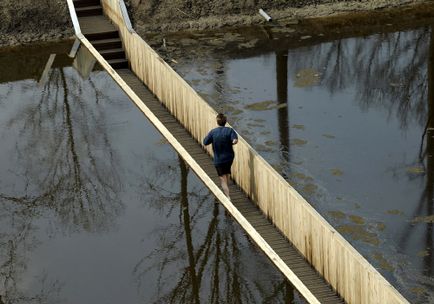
xmin=203 ymin=113 xmax=238 ymax=199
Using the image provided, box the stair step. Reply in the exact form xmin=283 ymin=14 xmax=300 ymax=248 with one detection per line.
xmin=108 ymin=58 xmax=129 ymax=69
xmin=91 ymin=38 xmax=123 ymax=50
xmin=99 ymin=48 xmax=125 ymax=60
xmin=76 ymin=5 xmax=103 ymax=17
xmin=73 ymin=0 xmax=100 ymax=8
xmin=85 ymin=30 xmax=119 ymax=41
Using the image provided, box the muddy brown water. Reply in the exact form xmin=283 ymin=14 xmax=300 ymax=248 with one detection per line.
xmin=0 ymin=43 xmax=304 ymax=303
xmin=150 ymin=19 xmax=434 ymax=303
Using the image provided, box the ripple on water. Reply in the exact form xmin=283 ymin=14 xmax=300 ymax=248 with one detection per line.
xmin=231 ymin=109 xmax=243 ymax=115
xmin=322 ymin=133 xmax=335 ymax=139
xmin=238 ymin=39 xmax=259 ymax=49
xmin=406 ymin=166 xmax=425 ymax=175
xmin=386 ymin=209 xmax=404 ymax=215
xmin=375 ymin=222 xmax=386 ymax=231
xmin=336 ymin=224 xmax=380 ymax=246
xmin=412 ymin=215 xmax=434 ymax=223
xmin=371 ymin=252 xmax=394 ymax=271
xmin=292 ymin=124 xmax=305 ymax=130
xmin=328 ymin=210 xmax=346 ymax=220
xmin=292 ymin=138 xmax=307 ymax=146
xmin=410 ymin=287 xmax=427 ymax=297
xmin=417 ymin=250 xmax=429 ymax=257
xmin=330 ymin=168 xmax=343 ymax=176
xmin=294 ymin=68 xmax=321 ymax=87
xmin=245 ymin=100 xmax=275 ymax=111
xmin=302 ymin=183 xmax=317 ymax=195
xmin=349 ymin=214 xmax=365 ymax=225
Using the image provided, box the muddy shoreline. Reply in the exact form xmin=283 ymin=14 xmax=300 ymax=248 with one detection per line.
xmin=134 ymin=0 xmax=429 ymax=34
xmin=138 ymin=1 xmax=434 ymax=72
xmin=0 ymin=29 xmax=74 ymax=48
xmin=0 ymin=0 xmax=430 ymax=47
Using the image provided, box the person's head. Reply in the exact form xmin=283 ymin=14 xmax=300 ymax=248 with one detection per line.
xmin=216 ymin=113 xmax=227 ymax=126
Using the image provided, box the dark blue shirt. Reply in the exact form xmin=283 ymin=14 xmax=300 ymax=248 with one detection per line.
xmin=203 ymin=126 xmax=238 ymax=165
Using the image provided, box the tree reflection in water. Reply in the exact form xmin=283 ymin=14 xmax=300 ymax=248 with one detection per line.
xmin=173 ymin=24 xmax=434 ymax=301
xmin=277 ymin=25 xmax=434 ymax=299
xmin=394 ymin=26 xmax=434 ymax=300
xmin=0 ymin=67 xmax=122 ymax=303
xmin=289 ymin=27 xmax=431 ymax=129
xmin=284 ymin=25 xmax=434 ymax=301
xmin=134 ymin=156 xmax=296 ymax=303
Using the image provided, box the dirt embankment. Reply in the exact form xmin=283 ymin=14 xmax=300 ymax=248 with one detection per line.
xmin=0 ymin=0 xmax=430 ymax=47
xmin=0 ymin=0 xmax=73 ymax=46
xmin=129 ymin=0 xmax=428 ymax=33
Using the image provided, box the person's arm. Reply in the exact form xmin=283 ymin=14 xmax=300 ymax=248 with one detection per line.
xmin=231 ymin=129 xmax=238 ymax=145
xmin=203 ymin=131 xmax=213 ymax=146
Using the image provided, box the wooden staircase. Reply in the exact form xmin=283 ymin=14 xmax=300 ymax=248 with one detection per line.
xmin=74 ymin=0 xmax=102 ymax=16
xmin=73 ymin=0 xmax=128 ymax=69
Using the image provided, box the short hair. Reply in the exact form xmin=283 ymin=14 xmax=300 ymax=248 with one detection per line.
xmin=216 ymin=113 xmax=227 ymax=126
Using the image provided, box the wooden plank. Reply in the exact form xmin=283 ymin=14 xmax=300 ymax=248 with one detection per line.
xmin=262 ymin=234 xmax=286 ymax=242
xmin=233 ymin=202 xmax=258 ymax=211
xmin=237 ymin=206 xmax=261 ymax=214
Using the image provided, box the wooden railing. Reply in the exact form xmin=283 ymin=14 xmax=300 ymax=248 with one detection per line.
xmin=66 ymin=0 xmax=82 ymax=36
xmin=66 ymin=1 xmax=323 ymax=303
xmin=98 ymin=1 xmax=409 ymax=303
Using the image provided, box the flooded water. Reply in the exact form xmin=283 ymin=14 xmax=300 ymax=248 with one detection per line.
xmin=153 ymin=18 xmax=434 ymax=303
xmin=0 ymin=43 xmax=304 ymax=303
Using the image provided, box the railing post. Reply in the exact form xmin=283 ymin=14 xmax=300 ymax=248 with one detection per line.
xmin=119 ymin=0 xmax=135 ymax=33
xmin=66 ymin=0 xmax=83 ymax=38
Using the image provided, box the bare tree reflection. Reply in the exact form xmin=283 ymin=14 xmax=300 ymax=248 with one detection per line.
xmin=134 ymin=156 xmax=295 ymax=303
xmin=395 ymin=27 xmax=434 ymax=302
xmin=276 ymin=50 xmax=290 ymax=165
xmin=0 ymin=208 xmax=64 ymax=304
xmin=288 ymin=27 xmax=431 ymax=129
xmin=422 ymin=25 xmax=434 ymax=279
xmin=0 ymin=66 xmax=123 ymax=303
xmin=288 ymin=24 xmax=434 ymax=301
xmin=2 ymin=67 xmax=122 ymax=232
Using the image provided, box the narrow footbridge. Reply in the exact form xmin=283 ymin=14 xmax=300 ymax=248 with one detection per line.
xmin=66 ymin=1 xmax=409 ymax=303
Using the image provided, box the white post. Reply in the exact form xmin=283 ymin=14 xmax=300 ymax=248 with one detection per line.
xmin=259 ymin=9 xmax=272 ymax=22
xmin=66 ymin=0 xmax=82 ymax=35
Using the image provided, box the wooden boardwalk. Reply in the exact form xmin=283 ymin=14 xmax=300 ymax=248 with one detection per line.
xmin=66 ymin=1 xmax=409 ymax=303
xmin=118 ymin=69 xmax=344 ymax=303
xmin=66 ymin=0 xmax=413 ymax=302
xmin=71 ymin=1 xmax=345 ymax=301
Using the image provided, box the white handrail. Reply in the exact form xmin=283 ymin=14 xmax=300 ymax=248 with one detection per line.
xmin=119 ymin=0 xmax=135 ymax=33
xmin=66 ymin=0 xmax=83 ymax=37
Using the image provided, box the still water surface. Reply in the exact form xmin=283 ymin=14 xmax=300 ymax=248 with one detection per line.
xmin=0 ymin=44 xmax=303 ymax=303
xmin=162 ymin=23 xmax=434 ymax=303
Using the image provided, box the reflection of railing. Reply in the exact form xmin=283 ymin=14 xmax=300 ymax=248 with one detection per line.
xmin=72 ymin=45 xmax=96 ymax=79
xmin=70 ymin=1 xmax=409 ymax=303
